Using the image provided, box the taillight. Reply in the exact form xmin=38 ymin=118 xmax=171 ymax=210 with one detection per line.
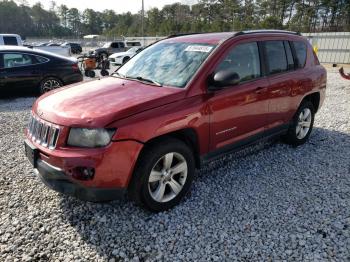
xmin=72 ymin=63 xmax=79 ymax=72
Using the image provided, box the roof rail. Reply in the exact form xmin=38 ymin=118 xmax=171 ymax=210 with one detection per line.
xmin=167 ymin=32 xmax=204 ymax=38
xmin=235 ymin=30 xmax=301 ymax=36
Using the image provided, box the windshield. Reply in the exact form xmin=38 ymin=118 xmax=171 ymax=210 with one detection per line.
xmin=128 ymin=47 xmax=139 ymax=53
xmin=102 ymin=42 xmax=110 ymax=48
xmin=117 ymin=42 xmax=215 ymax=88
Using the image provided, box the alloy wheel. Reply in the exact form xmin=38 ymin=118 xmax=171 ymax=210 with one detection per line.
xmin=296 ymin=108 xmax=312 ymax=139
xmin=42 ymin=79 xmax=61 ymax=93
xmin=148 ymin=152 xmax=188 ymax=203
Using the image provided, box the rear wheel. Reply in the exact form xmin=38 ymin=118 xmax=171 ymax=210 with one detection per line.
xmin=39 ymin=77 xmax=62 ymax=94
xmin=129 ymin=138 xmax=195 ymax=212
xmin=284 ymin=100 xmax=315 ymax=146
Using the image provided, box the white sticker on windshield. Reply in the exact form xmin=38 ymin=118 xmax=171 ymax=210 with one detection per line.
xmin=185 ymin=45 xmax=213 ymax=53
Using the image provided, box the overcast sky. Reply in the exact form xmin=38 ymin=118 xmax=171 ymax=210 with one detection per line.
xmin=24 ymin=0 xmax=198 ymax=13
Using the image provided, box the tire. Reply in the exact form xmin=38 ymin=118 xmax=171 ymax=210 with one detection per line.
xmin=100 ymin=69 xmax=109 ymax=76
xmin=129 ymin=138 xmax=195 ymax=212
xmin=122 ymin=57 xmax=130 ymax=64
xmin=284 ymin=100 xmax=315 ymax=146
xmin=39 ymin=77 xmax=62 ymax=95
xmin=87 ymin=70 xmax=96 ymax=78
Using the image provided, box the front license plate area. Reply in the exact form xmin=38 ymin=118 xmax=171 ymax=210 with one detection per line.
xmin=24 ymin=139 xmax=38 ymax=168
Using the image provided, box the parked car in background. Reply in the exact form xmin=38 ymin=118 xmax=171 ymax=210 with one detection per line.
xmin=0 ymin=46 xmax=82 ymax=96
xmin=24 ymin=30 xmax=326 ymax=212
xmin=91 ymin=41 xmax=127 ymax=58
xmin=34 ymin=44 xmax=71 ymax=57
xmin=0 ymin=34 xmax=72 ymax=57
xmin=61 ymin=42 xmax=82 ymax=54
xmin=47 ymin=43 xmax=61 ymax=47
xmin=0 ymin=34 xmax=23 ymax=46
xmin=108 ymin=47 xmax=143 ymax=65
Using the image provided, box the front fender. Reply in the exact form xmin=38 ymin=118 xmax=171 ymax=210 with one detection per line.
xmin=108 ymin=95 xmax=210 ymax=155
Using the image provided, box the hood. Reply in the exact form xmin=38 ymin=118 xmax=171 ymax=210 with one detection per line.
xmin=34 ymin=77 xmax=185 ymax=127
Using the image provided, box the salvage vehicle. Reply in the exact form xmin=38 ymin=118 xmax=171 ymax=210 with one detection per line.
xmin=61 ymin=42 xmax=82 ymax=54
xmin=0 ymin=34 xmax=72 ymax=57
xmin=108 ymin=47 xmax=143 ymax=65
xmin=0 ymin=46 xmax=82 ymax=96
xmin=91 ymin=41 xmax=127 ymax=59
xmin=24 ymin=30 xmax=327 ymax=212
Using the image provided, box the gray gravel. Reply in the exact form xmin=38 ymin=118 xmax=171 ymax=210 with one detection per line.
xmin=0 ymin=68 xmax=349 ymax=261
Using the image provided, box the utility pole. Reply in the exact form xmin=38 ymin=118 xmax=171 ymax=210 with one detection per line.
xmin=141 ymin=0 xmax=145 ymax=45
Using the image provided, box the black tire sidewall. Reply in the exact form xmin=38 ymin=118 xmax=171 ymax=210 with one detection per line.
xmin=131 ymin=139 xmax=195 ymax=212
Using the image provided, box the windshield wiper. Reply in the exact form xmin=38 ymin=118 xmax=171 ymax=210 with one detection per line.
xmin=127 ymin=76 xmax=163 ymax=87
xmin=112 ymin=73 xmax=162 ymax=87
xmin=112 ymin=72 xmax=125 ymax=78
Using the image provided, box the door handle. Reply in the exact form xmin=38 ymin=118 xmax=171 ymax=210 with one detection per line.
xmin=255 ymin=87 xmax=267 ymax=94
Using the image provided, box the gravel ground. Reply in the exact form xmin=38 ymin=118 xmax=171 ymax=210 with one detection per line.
xmin=0 ymin=68 xmax=349 ymax=261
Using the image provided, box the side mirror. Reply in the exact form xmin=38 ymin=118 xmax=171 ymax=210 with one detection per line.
xmin=208 ymin=70 xmax=240 ymax=91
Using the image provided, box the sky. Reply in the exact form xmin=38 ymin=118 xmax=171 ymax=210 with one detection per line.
xmin=24 ymin=0 xmax=198 ymax=13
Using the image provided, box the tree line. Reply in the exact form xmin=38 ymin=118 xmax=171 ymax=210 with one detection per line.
xmin=0 ymin=0 xmax=348 ymax=38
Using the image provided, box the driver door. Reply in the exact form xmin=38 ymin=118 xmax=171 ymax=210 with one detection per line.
xmin=208 ymin=41 xmax=270 ymax=151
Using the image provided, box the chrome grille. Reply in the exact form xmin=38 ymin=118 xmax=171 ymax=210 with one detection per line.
xmin=27 ymin=114 xmax=60 ymax=149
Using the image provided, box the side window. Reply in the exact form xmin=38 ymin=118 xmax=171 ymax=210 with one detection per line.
xmin=34 ymin=55 xmax=49 ymax=64
xmin=216 ymin=42 xmax=261 ymax=83
xmin=284 ymin=41 xmax=295 ymax=70
xmin=3 ymin=53 xmax=33 ymax=68
xmin=3 ymin=36 xmax=18 ymax=46
xmin=119 ymin=42 xmax=125 ymax=48
xmin=111 ymin=42 xmax=119 ymax=48
xmin=292 ymin=41 xmax=307 ymax=68
xmin=265 ymin=41 xmax=288 ymax=75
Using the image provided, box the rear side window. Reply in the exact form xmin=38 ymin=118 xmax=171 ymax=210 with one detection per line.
xmin=216 ymin=42 xmax=261 ymax=83
xmin=264 ymin=41 xmax=288 ymax=74
xmin=3 ymin=36 xmax=18 ymax=46
xmin=284 ymin=41 xmax=295 ymax=70
xmin=119 ymin=42 xmax=125 ymax=48
xmin=292 ymin=41 xmax=307 ymax=68
xmin=34 ymin=55 xmax=49 ymax=64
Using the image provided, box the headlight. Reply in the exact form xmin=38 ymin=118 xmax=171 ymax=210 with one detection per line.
xmin=67 ymin=128 xmax=116 ymax=148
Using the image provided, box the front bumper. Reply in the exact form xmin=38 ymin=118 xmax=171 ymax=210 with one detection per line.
xmin=36 ymin=158 xmax=126 ymax=202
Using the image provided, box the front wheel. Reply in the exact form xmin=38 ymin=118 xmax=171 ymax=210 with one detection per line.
xmin=129 ymin=138 xmax=195 ymax=212
xmin=284 ymin=100 xmax=315 ymax=146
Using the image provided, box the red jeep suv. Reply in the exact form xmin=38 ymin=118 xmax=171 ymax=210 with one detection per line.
xmin=25 ymin=30 xmax=327 ymax=211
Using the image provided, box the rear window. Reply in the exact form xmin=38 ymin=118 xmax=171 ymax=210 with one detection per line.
xmin=3 ymin=36 xmax=18 ymax=46
xmin=264 ymin=41 xmax=288 ymax=75
xmin=3 ymin=53 xmax=33 ymax=68
xmin=292 ymin=41 xmax=307 ymax=68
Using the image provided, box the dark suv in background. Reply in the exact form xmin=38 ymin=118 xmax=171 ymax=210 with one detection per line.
xmin=25 ymin=30 xmax=326 ymax=211
xmin=61 ymin=43 xmax=82 ymax=54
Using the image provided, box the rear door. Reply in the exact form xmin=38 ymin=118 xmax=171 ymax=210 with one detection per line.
xmin=263 ymin=40 xmax=298 ymax=129
xmin=208 ymin=41 xmax=270 ymax=151
xmin=1 ymin=52 xmax=42 ymax=93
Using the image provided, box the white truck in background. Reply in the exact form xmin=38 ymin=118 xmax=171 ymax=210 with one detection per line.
xmin=0 ymin=34 xmax=72 ymax=57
